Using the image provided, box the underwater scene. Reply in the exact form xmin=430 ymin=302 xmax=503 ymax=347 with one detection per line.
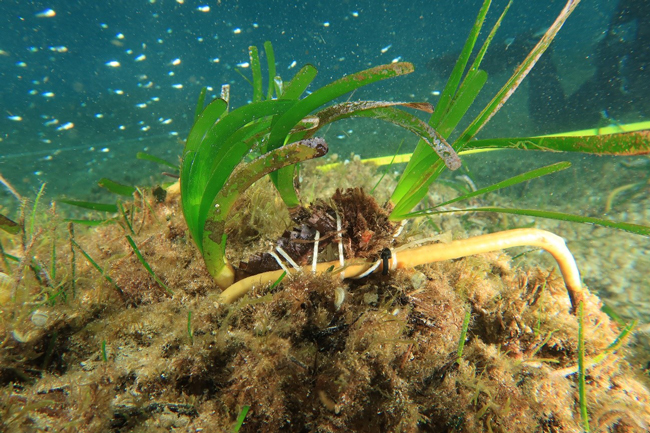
xmin=1 ymin=0 xmax=650 ymax=431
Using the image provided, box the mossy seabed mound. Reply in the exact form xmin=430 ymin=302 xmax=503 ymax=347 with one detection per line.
xmin=1 ymin=162 xmax=649 ymax=433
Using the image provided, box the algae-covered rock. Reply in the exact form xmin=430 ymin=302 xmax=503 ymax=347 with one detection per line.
xmin=1 ymin=177 xmax=649 ymax=433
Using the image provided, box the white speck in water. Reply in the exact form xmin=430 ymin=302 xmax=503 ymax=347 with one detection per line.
xmin=56 ymin=122 xmax=74 ymax=131
xmin=36 ymin=9 xmax=56 ymax=18
xmin=105 ymin=60 xmax=121 ymax=67
xmin=381 ymin=44 xmax=392 ymax=53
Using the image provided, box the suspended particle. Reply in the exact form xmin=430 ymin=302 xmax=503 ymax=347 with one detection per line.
xmin=36 ymin=9 xmax=56 ymax=18
xmin=56 ymin=122 xmax=74 ymax=131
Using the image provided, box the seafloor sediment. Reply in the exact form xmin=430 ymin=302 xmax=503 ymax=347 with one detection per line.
xmin=1 ymin=157 xmax=649 ymax=432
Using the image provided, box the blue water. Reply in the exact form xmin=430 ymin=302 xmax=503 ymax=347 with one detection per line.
xmin=0 ymin=0 xmax=641 ymax=200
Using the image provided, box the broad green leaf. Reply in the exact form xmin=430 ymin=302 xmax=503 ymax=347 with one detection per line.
xmin=281 ymin=64 xmax=318 ymax=99
xmin=64 ymin=218 xmax=114 ymax=226
xmin=98 ymin=178 xmax=136 ymax=197
xmin=58 ymin=199 xmax=118 ymax=213
xmin=269 ymin=62 xmax=415 ymax=206
xmin=0 ymin=213 xmax=19 ymax=234
xmin=184 ymin=100 xmax=296 ymax=248
xmin=202 ymin=138 xmax=328 ymax=285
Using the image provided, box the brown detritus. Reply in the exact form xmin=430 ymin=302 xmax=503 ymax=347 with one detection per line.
xmin=239 ymin=187 xmax=395 ymax=276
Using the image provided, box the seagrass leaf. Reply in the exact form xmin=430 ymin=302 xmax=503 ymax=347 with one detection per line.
xmin=465 ymin=130 xmax=650 ymax=155
xmin=406 ymin=206 xmax=650 ymax=236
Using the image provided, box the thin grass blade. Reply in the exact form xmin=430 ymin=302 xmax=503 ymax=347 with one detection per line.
xmin=436 ymin=69 xmax=487 ymax=138
xmin=465 ymin=130 xmax=650 ymax=155
xmin=29 ymin=183 xmax=46 ymax=237
xmin=455 ymin=0 xmax=581 ymax=148
xmin=264 ymin=41 xmax=276 ymax=100
xmin=193 ymin=87 xmax=207 ymax=125
xmin=249 ymin=46 xmax=263 ymax=103
xmin=125 ymin=235 xmax=173 ymax=295
xmin=407 ymin=206 xmax=650 ymax=236
xmin=71 ymin=238 xmax=123 ymax=295
xmin=430 ymin=0 xmax=491 ymax=126
xmin=137 ymin=152 xmax=179 ymax=170
xmin=432 ymin=161 xmax=571 ymax=208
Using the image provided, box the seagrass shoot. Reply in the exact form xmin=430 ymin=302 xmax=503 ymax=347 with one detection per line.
xmin=181 ymin=0 xmax=650 ymax=316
